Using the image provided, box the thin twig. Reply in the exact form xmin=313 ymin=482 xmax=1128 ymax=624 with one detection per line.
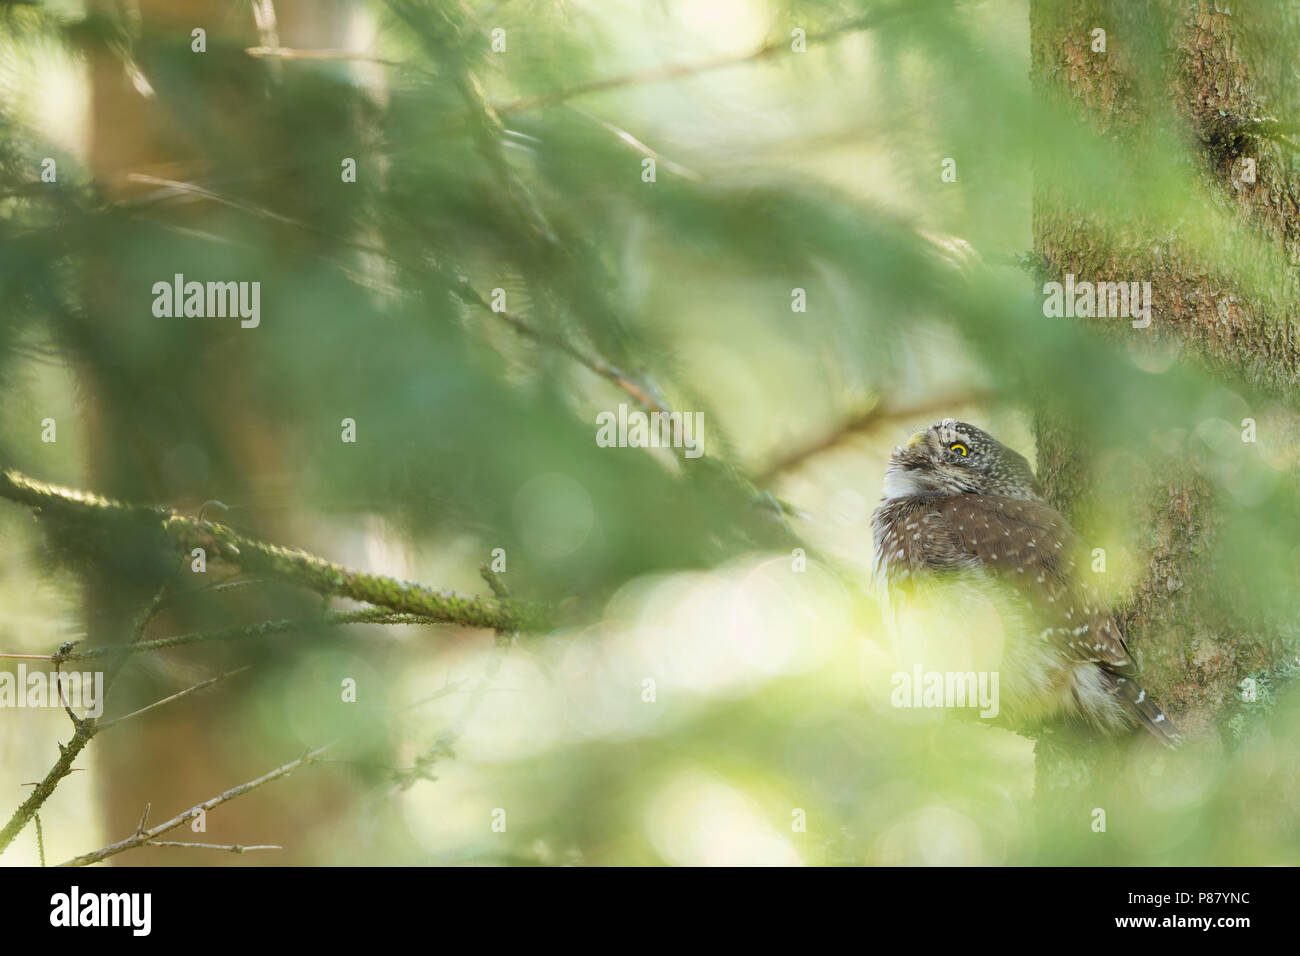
xmin=145 ymin=840 xmax=283 ymax=853
xmin=757 ymin=390 xmax=997 ymax=481
xmin=245 ymin=46 xmax=401 ymax=66
xmin=62 ymin=610 xmax=434 ymax=661
xmin=570 ymin=106 xmax=703 ymax=182
xmin=57 ymin=745 xmax=332 ymax=867
xmin=98 ymin=576 xmax=176 ymax=703
xmin=397 ymin=567 xmax=517 ymax=789
xmin=0 ymin=574 xmax=173 ymax=853
xmin=494 ymin=8 xmax=915 ymax=116
xmin=0 ymin=611 xmax=394 ymax=854
xmin=40 ymin=668 xmax=515 ymax=864
xmin=97 ymin=666 xmax=251 ymax=730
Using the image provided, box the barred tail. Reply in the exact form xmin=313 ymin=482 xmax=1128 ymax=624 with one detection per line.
xmin=1112 ymin=675 xmax=1182 ymax=749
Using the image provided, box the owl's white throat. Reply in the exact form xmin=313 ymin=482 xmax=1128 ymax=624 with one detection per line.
xmin=881 ymin=463 xmax=930 ymax=499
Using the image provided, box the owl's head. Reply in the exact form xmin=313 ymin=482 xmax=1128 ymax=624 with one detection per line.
xmin=882 ymin=419 xmax=1043 ymax=501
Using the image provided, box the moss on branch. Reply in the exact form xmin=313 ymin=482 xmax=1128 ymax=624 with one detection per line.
xmin=0 ymin=467 xmax=549 ymax=633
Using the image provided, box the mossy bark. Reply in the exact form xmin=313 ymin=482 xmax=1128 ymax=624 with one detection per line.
xmin=1029 ymin=0 xmax=1293 ymax=843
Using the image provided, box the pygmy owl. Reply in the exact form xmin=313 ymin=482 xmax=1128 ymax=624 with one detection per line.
xmin=871 ymin=418 xmax=1179 ymax=746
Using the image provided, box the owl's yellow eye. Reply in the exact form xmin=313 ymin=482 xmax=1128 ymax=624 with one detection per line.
xmin=949 ymin=442 xmax=969 ymax=457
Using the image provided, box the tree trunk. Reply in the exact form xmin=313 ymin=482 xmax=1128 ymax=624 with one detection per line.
xmin=85 ymin=0 xmax=364 ymax=865
xmin=1029 ymin=0 xmax=1293 ymax=843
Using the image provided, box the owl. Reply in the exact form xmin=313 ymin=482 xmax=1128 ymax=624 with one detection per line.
xmin=871 ymin=418 xmax=1179 ymax=746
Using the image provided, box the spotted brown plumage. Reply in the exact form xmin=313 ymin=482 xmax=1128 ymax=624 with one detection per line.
xmin=872 ymin=418 xmax=1179 ymax=746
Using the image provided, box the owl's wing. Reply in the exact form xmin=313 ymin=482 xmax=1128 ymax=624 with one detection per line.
xmin=933 ymin=495 xmax=1138 ymax=679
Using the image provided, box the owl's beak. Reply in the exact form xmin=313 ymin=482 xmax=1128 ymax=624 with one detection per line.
xmin=906 ymin=431 xmax=927 ymax=448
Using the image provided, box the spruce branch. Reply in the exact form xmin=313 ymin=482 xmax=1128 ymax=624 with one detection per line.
xmin=0 ymin=574 xmax=173 ymax=854
xmin=0 ymin=720 xmax=96 ymax=854
xmin=120 ymin=173 xmax=672 ymax=418
xmin=0 ymin=467 xmax=549 ymax=633
xmin=0 ymin=460 xmax=550 ymax=856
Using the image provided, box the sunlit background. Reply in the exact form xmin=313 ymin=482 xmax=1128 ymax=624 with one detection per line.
xmin=1 ymin=0 xmax=1298 ymax=866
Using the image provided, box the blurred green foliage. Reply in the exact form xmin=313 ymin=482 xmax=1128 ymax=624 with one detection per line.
xmin=0 ymin=0 xmax=1298 ymax=865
